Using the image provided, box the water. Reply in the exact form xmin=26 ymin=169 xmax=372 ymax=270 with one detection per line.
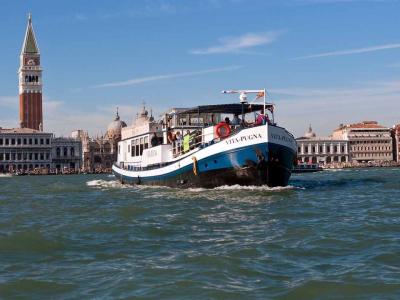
xmin=0 ymin=169 xmax=399 ymax=299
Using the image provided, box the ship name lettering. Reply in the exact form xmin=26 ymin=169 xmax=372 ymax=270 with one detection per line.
xmin=271 ymin=134 xmax=293 ymax=144
xmin=225 ymin=133 xmax=262 ymax=145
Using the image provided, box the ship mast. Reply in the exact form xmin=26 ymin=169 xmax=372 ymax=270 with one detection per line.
xmin=221 ymin=89 xmax=273 ymax=123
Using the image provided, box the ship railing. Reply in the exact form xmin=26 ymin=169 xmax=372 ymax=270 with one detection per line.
xmin=169 ymin=125 xmax=243 ymax=158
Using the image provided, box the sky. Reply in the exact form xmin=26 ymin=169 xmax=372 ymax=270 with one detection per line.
xmin=0 ymin=0 xmax=399 ymax=137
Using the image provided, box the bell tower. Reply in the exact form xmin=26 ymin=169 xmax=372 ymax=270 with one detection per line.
xmin=18 ymin=13 xmax=43 ymax=131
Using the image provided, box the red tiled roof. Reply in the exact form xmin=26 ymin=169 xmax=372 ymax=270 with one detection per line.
xmin=334 ymin=121 xmax=386 ymax=131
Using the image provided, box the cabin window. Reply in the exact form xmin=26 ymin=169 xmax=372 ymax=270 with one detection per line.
xmin=128 ymin=145 xmax=130 ymax=153
xmin=118 ymin=145 xmax=121 ymax=154
xmin=131 ymin=140 xmax=136 ymax=157
xmin=140 ymin=137 xmax=144 ymax=155
xmin=144 ymin=136 xmax=149 ymax=150
xmin=135 ymin=140 xmax=139 ymax=157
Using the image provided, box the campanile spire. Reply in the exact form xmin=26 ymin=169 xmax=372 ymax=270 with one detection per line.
xmin=18 ymin=13 xmax=43 ymax=131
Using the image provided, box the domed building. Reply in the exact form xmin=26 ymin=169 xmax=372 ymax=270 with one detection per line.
xmin=106 ymin=109 xmax=127 ymax=140
xmin=75 ymin=109 xmax=127 ymax=172
xmin=304 ymin=124 xmax=316 ymax=139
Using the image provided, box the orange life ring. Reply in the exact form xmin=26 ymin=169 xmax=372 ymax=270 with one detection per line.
xmin=215 ymin=123 xmax=231 ymax=139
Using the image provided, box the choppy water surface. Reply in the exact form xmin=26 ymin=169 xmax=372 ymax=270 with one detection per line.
xmin=0 ymin=168 xmax=399 ymax=299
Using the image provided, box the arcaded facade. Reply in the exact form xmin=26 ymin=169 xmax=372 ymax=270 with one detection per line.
xmin=0 ymin=128 xmax=52 ymax=172
xmin=296 ymin=125 xmax=349 ymax=165
xmin=332 ymin=121 xmax=393 ymax=163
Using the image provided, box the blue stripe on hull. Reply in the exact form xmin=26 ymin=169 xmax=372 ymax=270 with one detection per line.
xmin=113 ymin=142 xmax=296 ymax=187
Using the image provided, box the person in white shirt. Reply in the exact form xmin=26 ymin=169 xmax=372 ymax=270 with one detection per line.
xmin=231 ymin=114 xmax=242 ymax=125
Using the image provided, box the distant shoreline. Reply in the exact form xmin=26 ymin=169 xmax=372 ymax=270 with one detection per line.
xmin=2 ymin=163 xmax=399 ymax=177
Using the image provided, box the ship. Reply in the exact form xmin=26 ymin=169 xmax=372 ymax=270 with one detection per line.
xmin=112 ymin=89 xmax=297 ymax=188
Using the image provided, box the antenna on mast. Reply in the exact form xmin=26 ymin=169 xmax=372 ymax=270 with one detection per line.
xmin=222 ymin=88 xmax=274 ymax=123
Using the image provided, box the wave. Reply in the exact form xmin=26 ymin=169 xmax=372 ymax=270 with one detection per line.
xmin=213 ymin=184 xmax=304 ymax=191
xmin=0 ymin=174 xmax=13 ymax=178
xmin=86 ymin=178 xmax=304 ymax=194
xmin=187 ymin=185 xmax=303 ymax=192
xmin=86 ymin=179 xmax=127 ymax=189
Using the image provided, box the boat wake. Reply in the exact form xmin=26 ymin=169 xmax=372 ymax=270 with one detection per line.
xmin=215 ymin=184 xmax=303 ymax=191
xmin=187 ymin=184 xmax=303 ymax=192
xmin=87 ymin=179 xmax=303 ymax=193
xmin=86 ymin=179 xmax=128 ymax=189
xmin=0 ymin=174 xmax=13 ymax=178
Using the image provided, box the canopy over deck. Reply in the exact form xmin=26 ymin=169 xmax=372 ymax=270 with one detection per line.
xmin=173 ymin=103 xmax=273 ymax=116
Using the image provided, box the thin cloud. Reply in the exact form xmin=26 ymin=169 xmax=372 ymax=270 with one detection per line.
xmin=74 ymin=13 xmax=88 ymax=21
xmin=190 ymin=31 xmax=283 ymax=55
xmin=0 ymin=96 xmax=18 ymax=108
xmin=293 ymin=43 xmax=400 ymax=60
xmin=269 ymin=80 xmax=400 ymax=136
xmin=92 ymin=66 xmax=243 ymax=88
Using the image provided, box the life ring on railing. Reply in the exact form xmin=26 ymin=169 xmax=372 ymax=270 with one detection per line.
xmin=192 ymin=156 xmax=198 ymax=176
xmin=215 ymin=123 xmax=231 ymax=139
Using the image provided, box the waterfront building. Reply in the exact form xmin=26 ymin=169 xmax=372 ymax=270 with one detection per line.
xmin=73 ymin=110 xmax=127 ymax=172
xmin=0 ymin=127 xmax=52 ymax=173
xmin=51 ymin=137 xmax=82 ymax=172
xmin=332 ymin=121 xmax=393 ymax=163
xmin=0 ymin=128 xmax=82 ymax=173
xmin=0 ymin=14 xmax=84 ymax=174
xmin=19 ymin=14 xmax=43 ymax=131
xmin=392 ymin=124 xmax=400 ymax=162
xmin=296 ymin=125 xmax=349 ymax=165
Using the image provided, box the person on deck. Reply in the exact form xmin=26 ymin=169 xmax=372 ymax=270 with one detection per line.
xmin=183 ymin=130 xmax=191 ymax=153
xmin=175 ymin=131 xmax=182 ymax=155
xmin=167 ymin=127 xmax=176 ymax=144
xmin=225 ymin=117 xmax=231 ymax=125
xmin=255 ymin=110 xmax=270 ymax=126
xmin=231 ymin=114 xmax=242 ymax=125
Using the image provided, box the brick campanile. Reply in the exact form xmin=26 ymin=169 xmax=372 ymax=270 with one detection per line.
xmin=18 ymin=13 xmax=43 ymax=131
